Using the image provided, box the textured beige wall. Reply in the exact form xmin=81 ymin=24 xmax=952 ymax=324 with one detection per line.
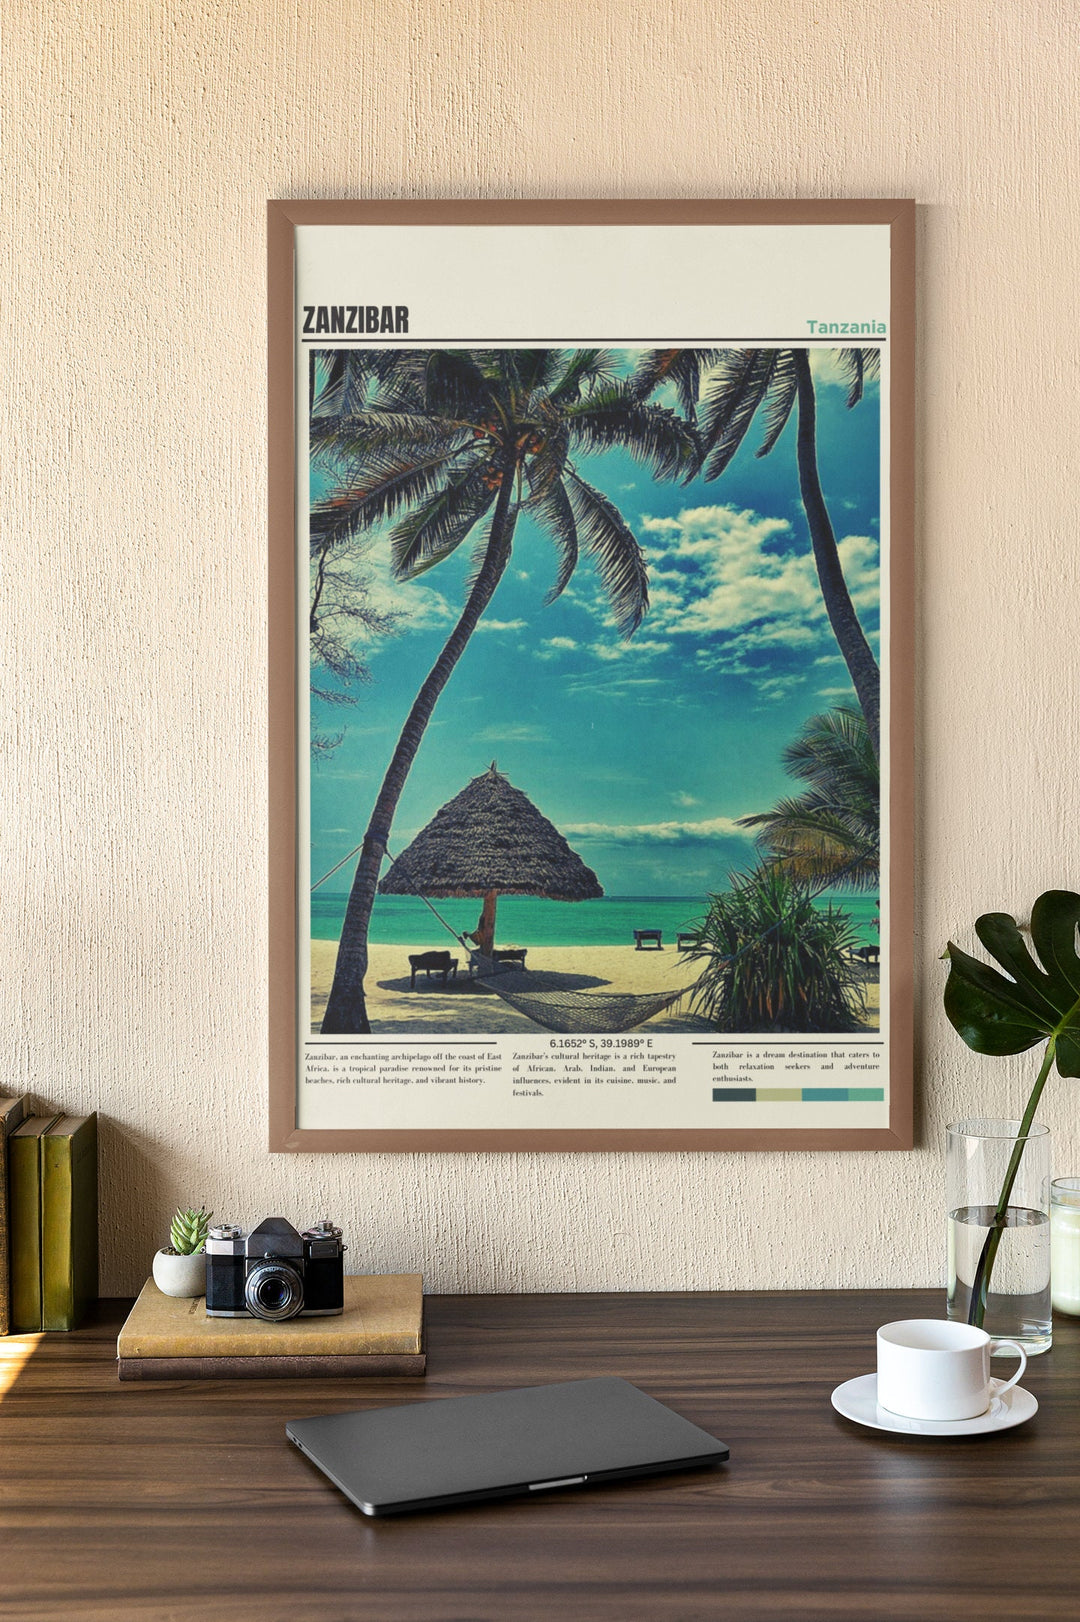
xmin=3 ymin=0 xmax=1079 ymax=1294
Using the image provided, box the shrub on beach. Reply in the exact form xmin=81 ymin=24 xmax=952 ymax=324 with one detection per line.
xmin=682 ymin=864 xmax=867 ymax=1033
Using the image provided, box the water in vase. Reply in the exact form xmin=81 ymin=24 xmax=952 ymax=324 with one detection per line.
xmin=948 ymin=1203 xmax=1051 ymax=1352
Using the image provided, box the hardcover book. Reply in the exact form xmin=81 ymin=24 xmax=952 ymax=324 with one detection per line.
xmin=9 ymin=1114 xmax=60 ymax=1333
xmin=41 ymin=1115 xmax=99 ymax=1332
xmin=117 ymin=1273 xmax=425 ymax=1379
xmin=0 ymin=1095 xmax=30 ymax=1336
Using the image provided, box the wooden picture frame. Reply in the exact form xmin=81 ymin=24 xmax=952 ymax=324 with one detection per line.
xmin=269 ymin=199 xmax=914 ymax=1152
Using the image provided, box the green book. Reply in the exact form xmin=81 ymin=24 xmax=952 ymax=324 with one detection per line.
xmin=9 ymin=1115 xmax=60 ymax=1333
xmin=41 ymin=1115 xmax=98 ymax=1332
xmin=0 ymin=1095 xmax=31 ymax=1335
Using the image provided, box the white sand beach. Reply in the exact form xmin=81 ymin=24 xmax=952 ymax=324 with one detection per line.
xmin=310 ymin=941 xmax=880 ymax=1038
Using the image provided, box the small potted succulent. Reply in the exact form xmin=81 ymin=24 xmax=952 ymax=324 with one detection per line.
xmin=152 ymin=1207 xmax=213 ymax=1298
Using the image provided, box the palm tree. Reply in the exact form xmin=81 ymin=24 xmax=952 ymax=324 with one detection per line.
xmin=316 ymin=348 xmax=698 ymax=1034
xmin=642 ymin=347 xmax=882 ymax=757
xmin=737 ymin=705 xmax=879 ymax=891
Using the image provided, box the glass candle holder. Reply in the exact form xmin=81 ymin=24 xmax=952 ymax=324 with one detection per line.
xmin=1051 ymin=1177 xmax=1080 ymax=1316
xmin=946 ymin=1118 xmax=1051 ymax=1353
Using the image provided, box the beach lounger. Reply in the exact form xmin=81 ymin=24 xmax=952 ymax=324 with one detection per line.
xmin=408 ymin=950 xmax=459 ymax=989
xmin=676 ymin=932 xmax=697 ymax=951
xmin=853 ymin=944 xmax=880 ymax=966
xmin=467 ymin=946 xmax=527 ymax=978
xmin=633 ymin=929 xmax=663 ymax=950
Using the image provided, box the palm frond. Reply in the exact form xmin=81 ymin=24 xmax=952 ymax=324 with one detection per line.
xmin=311 ymin=412 xmax=469 ymax=467
xmin=309 ymin=448 xmax=464 ymax=548
xmin=500 ymin=349 xmax=559 ymax=397
xmin=755 ymin=352 xmax=798 ymax=457
xmin=628 ymin=348 xmax=723 ymax=418
xmin=547 ymin=349 xmax=620 ymax=404
xmin=782 ymin=705 xmax=876 ymax=786
xmin=389 ymin=463 xmax=496 ymax=580
xmin=565 ymin=471 xmax=649 ymax=636
xmin=529 ymin=478 xmax=579 ymax=603
xmin=310 ymin=351 xmax=348 ymax=418
xmin=698 ymin=349 xmax=778 ymax=479
xmin=739 ymin=801 xmax=879 ymax=891
xmin=565 ymin=391 xmax=699 ymax=482
xmin=834 ymin=347 xmax=882 ymax=409
xmin=737 ymin=706 xmax=879 ymax=892
xmin=423 ymin=350 xmax=499 ymax=420
xmin=524 ymin=417 xmax=570 ymax=502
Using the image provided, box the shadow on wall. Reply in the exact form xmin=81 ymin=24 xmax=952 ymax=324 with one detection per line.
xmin=95 ymin=1115 xmax=210 ymax=1297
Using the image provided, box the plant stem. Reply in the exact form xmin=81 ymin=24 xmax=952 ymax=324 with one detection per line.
xmin=967 ymin=1038 xmax=1057 ymax=1329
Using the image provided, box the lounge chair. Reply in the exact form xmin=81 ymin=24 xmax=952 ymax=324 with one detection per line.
xmin=408 ymin=950 xmax=459 ymax=989
xmin=633 ymin=929 xmax=663 ymax=950
xmin=467 ymin=945 xmax=527 ymax=978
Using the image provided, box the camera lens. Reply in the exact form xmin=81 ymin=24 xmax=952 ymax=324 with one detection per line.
xmin=245 ymin=1259 xmax=304 ymax=1321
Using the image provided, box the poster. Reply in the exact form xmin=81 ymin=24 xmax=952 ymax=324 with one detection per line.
xmin=268 ymin=201 xmax=914 ymax=1150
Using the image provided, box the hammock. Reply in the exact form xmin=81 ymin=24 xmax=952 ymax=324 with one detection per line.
xmin=473 ymin=961 xmax=690 ymax=1036
xmin=366 ymin=844 xmax=695 ymax=1036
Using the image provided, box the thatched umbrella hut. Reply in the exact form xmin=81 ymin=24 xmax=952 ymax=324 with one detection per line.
xmin=378 ymin=763 xmax=603 ymax=957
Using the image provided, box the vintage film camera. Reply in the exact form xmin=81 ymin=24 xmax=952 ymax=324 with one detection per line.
xmin=205 ymin=1217 xmax=345 ymax=1320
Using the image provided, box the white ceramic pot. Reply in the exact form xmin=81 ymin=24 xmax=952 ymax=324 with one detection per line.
xmin=152 ymin=1248 xmax=206 ymax=1298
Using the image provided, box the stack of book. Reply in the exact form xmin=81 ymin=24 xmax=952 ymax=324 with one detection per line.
xmin=0 ymin=1097 xmax=98 ymax=1335
xmin=117 ymin=1273 xmax=425 ymax=1379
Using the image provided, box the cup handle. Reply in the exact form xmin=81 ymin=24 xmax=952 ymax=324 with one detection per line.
xmin=989 ymin=1338 xmax=1027 ymax=1397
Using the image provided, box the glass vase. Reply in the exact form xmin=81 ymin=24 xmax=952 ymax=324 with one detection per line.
xmin=946 ymin=1118 xmax=1051 ymax=1354
xmin=1050 ymin=1176 xmax=1080 ymax=1316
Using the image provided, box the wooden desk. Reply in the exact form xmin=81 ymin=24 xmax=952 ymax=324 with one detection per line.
xmin=2 ymin=1290 xmax=1078 ymax=1620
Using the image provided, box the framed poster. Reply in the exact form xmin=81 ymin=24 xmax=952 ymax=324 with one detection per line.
xmin=268 ymin=199 xmax=914 ymax=1151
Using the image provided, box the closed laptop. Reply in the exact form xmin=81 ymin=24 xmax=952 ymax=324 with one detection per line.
xmin=287 ymin=1375 xmax=729 ymax=1516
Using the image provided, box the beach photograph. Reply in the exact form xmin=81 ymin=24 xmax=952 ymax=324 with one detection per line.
xmin=306 ymin=347 xmax=882 ymax=1039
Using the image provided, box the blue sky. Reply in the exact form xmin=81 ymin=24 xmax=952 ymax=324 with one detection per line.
xmin=309 ymin=351 xmax=880 ymax=896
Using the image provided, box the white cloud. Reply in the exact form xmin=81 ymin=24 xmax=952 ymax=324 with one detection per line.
xmin=673 ymin=791 xmax=700 ymax=807
xmin=754 ymin=674 xmax=805 ymax=704
xmin=477 ymin=618 xmax=526 ymax=632
xmin=637 ymin=506 xmax=879 ymax=664
xmin=544 ymin=635 xmax=578 ymax=651
xmin=477 ymin=723 xmax=550 ymax=744
xmin=591 ymin=638 xmax=670 ymax=662
xmin=564 ymin=816 xmax=755 ymax=845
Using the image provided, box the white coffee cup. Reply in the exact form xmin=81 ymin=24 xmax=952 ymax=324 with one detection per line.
xmin=876 ymin=1318 xmax=1027 ymax=1421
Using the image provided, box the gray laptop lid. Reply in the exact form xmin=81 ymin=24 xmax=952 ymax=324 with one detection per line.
xmin=287 ymin=1376 xmax=728 ymax=1516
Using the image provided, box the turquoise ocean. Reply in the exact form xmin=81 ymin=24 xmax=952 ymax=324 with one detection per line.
xmin=310 ymin=891 xmax=880 ymax=948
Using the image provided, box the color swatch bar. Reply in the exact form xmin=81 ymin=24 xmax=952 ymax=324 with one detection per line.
xmin=712 ymin=1087 xmax=885 ymax=1103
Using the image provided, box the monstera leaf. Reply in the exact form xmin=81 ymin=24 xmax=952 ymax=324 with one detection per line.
xmin=944 ymin=890 xmax=1080 ymax=1076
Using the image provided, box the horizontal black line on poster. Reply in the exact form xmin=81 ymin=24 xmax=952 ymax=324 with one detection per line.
xmin=301 ymin=336 xmax=889 ymax=345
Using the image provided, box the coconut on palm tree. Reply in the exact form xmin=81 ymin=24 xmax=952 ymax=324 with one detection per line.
xmin=738 ymin=705 xmax=879 ymax=892
xmin=641 ymin=346 xmax=881 ymax=757
xmin=315 ymin=348 xmax=698 ymax=1035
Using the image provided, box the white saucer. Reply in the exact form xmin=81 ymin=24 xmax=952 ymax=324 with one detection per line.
xmin=831 ymin=1373 xmax=1038 ymax=1437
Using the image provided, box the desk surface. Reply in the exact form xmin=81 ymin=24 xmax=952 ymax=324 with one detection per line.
xmin=2 ymin=1290 xmax=1077 ymax=1621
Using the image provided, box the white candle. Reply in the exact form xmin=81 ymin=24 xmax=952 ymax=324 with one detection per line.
xmin=1051 ymin=1179 xmax=1080 ymax=1315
